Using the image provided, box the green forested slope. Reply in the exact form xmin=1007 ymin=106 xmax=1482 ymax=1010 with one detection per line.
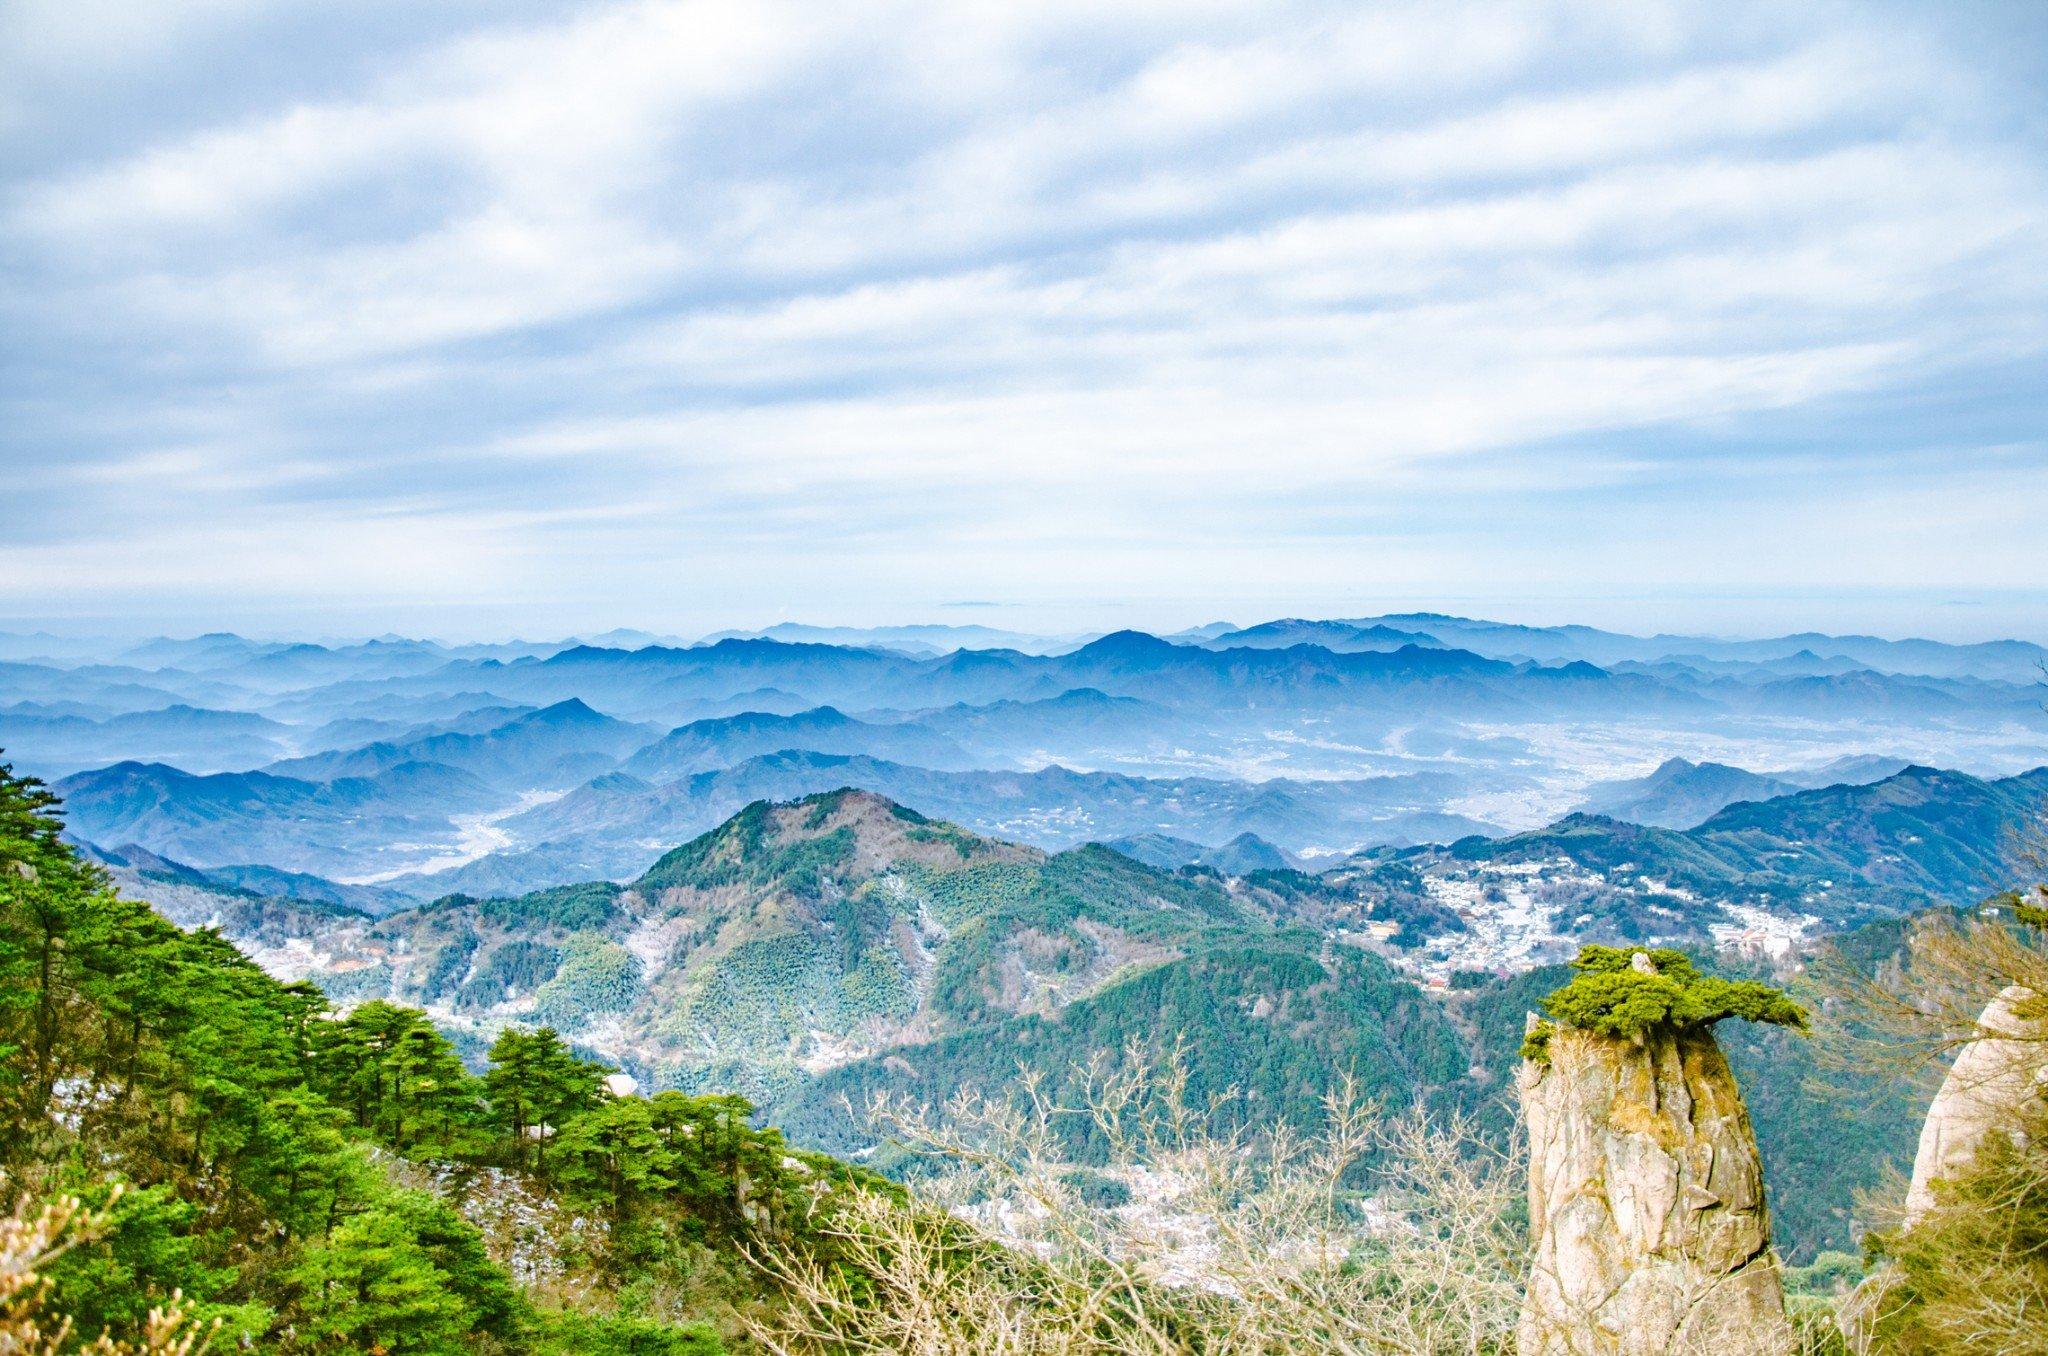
xmin=0 ymin=757 xmax=880 ymax=1352
xmin=1429 ymin=765 xmax=2048 ymax=925
xmin=771 ymin=938 xmax=1471 ymax=1157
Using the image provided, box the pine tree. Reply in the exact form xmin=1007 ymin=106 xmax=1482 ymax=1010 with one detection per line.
xmin=284 ymin=1199 xmax=475 ymax=1354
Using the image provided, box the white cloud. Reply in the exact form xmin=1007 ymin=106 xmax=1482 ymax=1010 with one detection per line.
xmin=1 ymin=0 xmax=2043 ymax=633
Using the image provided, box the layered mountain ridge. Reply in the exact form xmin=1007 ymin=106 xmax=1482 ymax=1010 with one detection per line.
xmin=13 ymin=612 xmax=2044 ymax=902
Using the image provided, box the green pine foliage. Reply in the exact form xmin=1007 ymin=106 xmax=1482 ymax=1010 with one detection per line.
xmin=775 ymin=941 xmax=1471 ymax=1159
xmin=1461 ymin=950 xmax=1916 ymax=1263
xmin=1537 ymin=945 xmax=1809 ymax=1040
xmin=0 ymin=754 xmax=893 ymax=1350
xmin=637 ymin=800 xmax=858 ymax=895
xmin=480 ymin=880 xmax=626 ymax=931
xmin=458 ymin=938 xmax=566 ymax=1009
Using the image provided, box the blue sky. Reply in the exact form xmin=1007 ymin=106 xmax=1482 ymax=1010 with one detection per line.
xmin=3 ymin=0 xmax=2046 ymax=642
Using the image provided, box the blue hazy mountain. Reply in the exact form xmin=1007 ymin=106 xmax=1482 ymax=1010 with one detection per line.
xmin=1573 ymin=750 xmax=1945 ymax=832
xmin=397 ymin=752 xmax=1483 ymax=894
xmin=53 ymin=759 xmax=502 ymax=878
xmin=897 ymin=688 xmax=1177 ymax=760
xmin=1405 ymin=765 xmax=2048 ymax=927
xmin=1343 ymin=613 xmax=2048 ymax=682
xmin=0 ymin=659 xmax=248 ymax=711
xmin=1573 ymin=758 xmax=1805 ymax=829
xmin=1775 ymin=754 xmax=1915 ymax=788
xmin=10 ymin=615 xmax=2043 ymax=896
xmin=81 ymin=841 xmax=409 ymax=915
xmin=0 ymin=703 xmax=293 ymax=778
xmin=266 ymin=698 xmax=659 ymax=789
xmin=699 ymin=622 xmax=1084 ymax=654
xmin=299 ymin=702 xmax=538 ymax=754
xmin=621 ymin=706 xmax=977 ymax=779
xmin=47 ymin=620 xmax=2029 ymax=735
xmin=1196 ymin=619 xmax=1445 ymax=651
xmin=261 ymin=630 xmax=1712 ymax=721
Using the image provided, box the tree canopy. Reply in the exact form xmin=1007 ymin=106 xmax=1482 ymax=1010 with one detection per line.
xmin=1522 ymin=946 xmax=1808 ymax=1059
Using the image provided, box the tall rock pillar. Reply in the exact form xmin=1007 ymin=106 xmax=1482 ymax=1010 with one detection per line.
xmin=1517 ymin=1009 xmax=1795 ymax=1354
xmin=1903 ymin=984 xmax=2044 ymax=1225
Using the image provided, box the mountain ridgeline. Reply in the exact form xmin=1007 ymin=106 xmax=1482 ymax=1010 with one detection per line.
xmin=8 ymin=613 xmax=2043 ymax=900
xmin=217 ymin=790 xmax=1293 ymax=1101
xmin=1 ymin=706 xmax=2039 ymax=1356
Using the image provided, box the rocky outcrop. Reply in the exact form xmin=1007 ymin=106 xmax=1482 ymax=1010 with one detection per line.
xmin=1837 ymin=985 xmax=2048 ymax=1350
xmin=1904 ymin=984 xmax=2044 ymax=1225
xmin=1517 ymin=1008 xmax=1794 ymax=1354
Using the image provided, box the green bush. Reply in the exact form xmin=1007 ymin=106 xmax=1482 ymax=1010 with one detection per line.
xmin=457 ymin=938 xmax=565 ymax=1008
xmin=481 ymin=880 xmax=625 ymax=932
xmin=528 ymin=1308 xmax=724 ymax=1353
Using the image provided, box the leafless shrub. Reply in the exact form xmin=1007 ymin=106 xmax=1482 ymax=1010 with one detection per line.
xmin=748 ymin=1045 xmax=1526 ymax=1354
xmin=1808 ymin=896 xmax=2048 ymax=1084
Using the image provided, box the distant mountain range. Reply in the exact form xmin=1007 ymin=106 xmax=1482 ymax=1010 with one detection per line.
xmin=9 ymin=613 xmax=2043 ymax=898
xmin=1393 ymin=764 xmax=2048 ymax=932
xmin=13 ymin=617 xmax=2041 ymax=738
xmin=55 ymin=758 xmax=502 ymax=881
xmin=13 ymin=612 xmax=2038 ymax=679
xmin=621 ymin=706 xmax=976 ymax=779
xmin=1192 ymin=619 xmax=1446 ymax=652
xmin=412 ymin=753 xmax=1483 ymax=897
xmin=0 ymin=703 xmax=293 ymax=777
xmin=266 ymin=698 xmax=659 ymax=789
xmin=1326 ymin=613 xmax=2048 ymax=683
xmin=1101 ymin=830 xmax=1299 ymax=874
xmin=698 ymin=622 xmax=1085 ymax=655
xmin=15 ymin=615 xmax=2040 ymax=1279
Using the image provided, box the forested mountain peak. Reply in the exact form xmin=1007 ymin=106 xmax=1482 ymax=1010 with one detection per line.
xmin=635 ymin=786 xmax=1040 ymax=897
xmin=252 ymin=788 xmax=1264 ymax=1100
xmin=515 ymin=696 xmax=615 ymax=727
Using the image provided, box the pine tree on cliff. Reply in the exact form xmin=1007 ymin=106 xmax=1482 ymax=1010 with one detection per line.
xmin=1517 ymin=946 xmax=1806 ymax=1356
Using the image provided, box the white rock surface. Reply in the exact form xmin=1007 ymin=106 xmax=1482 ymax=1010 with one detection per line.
xmin=1840 ymin=985 xmax=2048 ymax=1349
xmin=1904 ymin=984 xmax=2045 ymax=1225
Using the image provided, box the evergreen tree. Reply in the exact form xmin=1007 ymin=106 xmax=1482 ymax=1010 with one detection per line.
xmin=553 ymin=1099 xmax=675 ymax=1223
xmin=284 ymin=1197 xmax=477 ymax=1354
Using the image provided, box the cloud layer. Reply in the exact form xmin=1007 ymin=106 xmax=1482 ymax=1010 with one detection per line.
xmin=4 ymin=0 xmax=2045 ymax=639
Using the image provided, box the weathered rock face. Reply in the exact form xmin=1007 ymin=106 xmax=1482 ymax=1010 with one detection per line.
xmin=1517 ymin=1015 xmax=1794 ymax=1355
xmin=1838 ymin=985 xmax=2048 ymax=1350
xmin=1905 ymin=984 xmax=2045 ymax=1226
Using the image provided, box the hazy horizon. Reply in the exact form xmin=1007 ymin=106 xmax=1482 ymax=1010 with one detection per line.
xmin=5 ymin=594 xmax=2048 ymax=650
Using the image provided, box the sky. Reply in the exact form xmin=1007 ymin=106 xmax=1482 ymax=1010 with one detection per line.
xmin=3 ymin=0 xmax=2047 ymax=644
